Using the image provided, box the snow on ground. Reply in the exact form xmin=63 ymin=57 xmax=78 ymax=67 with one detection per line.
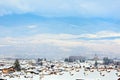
xmin=1 ymin=69 xmax=119 ymax=80
xmin=0 ymin=60 xmax=119 ymax=80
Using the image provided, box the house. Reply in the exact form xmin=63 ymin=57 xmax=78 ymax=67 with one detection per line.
xmin=2 ymin=67 xmax=15 ymax=74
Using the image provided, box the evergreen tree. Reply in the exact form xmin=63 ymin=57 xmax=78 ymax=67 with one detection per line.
xmin=94 ymin=60 xmax=98 ymax=67
xmin=37 ymin=58 xmax=43 ymax=62
xmin=64 ymin=58 xmax=69 ymax=62
xmin=14 ymin=59 xmax=21 ymax=71
xmin=103 ymin=57 xmax=113 ymax=65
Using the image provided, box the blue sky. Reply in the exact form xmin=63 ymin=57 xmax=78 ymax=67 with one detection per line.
xmin=0 ymin=0 xmax=120 ymax=58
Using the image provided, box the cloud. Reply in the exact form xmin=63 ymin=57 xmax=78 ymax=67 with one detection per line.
xmin=27 ymin=25 xmax=38 ymax=29
xmin=0 ymin=0 xmax=120 ymax=18
xmin=0 ymin=0 xmax=29 ymax=16
xmin=80 ymin=31 xmax=120 ymax=39
xmin=0 ymin=0 xmax=120 ymax=58
xmin=0 ymin=31 xmax=120 ymax=58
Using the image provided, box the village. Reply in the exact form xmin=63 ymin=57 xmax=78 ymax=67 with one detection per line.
xmin=0 ymin=56 xmax=119 ymax=80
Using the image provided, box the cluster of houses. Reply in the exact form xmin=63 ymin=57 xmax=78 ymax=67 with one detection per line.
xmin=0 ymin=57 xmax=119 ymax=80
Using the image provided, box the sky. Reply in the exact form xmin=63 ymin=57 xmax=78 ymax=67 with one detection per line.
xmin=0 ymin=0 xmax=120 ymax=59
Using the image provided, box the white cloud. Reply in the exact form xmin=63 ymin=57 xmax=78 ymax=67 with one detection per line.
xmin=0 ymin=44 xmax=11 ymax=47
xmin=0 ymin=0 xmax=120 ymax=18
xmin=27 ymin=25 xmax=38 ymax=29
xmin=0 ymin=31 xmax=120 ymax=58
xmin=0 ymin=0 xmax=30 ymax=16
xmin=80 ymin=31 xmax=120 ymax=38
